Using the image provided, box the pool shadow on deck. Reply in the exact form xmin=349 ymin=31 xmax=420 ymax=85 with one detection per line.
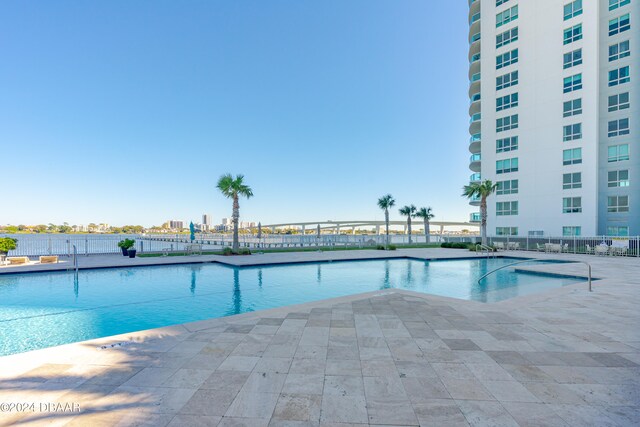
xmin=0 ymin=330 xmax=208 ymax=426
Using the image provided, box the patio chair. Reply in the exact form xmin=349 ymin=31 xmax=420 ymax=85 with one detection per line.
xmin=585 ymin=244 xmax=593 ymax=254
xmin=494 ymin=242 xmax=505 ymax=250
xmin=536 ymin=243 xmax=545 ymax=252
xmin=595 ymin=245 xmax=609 ymax=256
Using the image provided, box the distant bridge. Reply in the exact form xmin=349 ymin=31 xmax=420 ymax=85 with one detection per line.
xmin=257 ymin=220 xmax=479 ymax=235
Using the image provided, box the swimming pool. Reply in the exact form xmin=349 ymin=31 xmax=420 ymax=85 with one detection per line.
xmin=0 ymin=257 xmax=582 ymax=356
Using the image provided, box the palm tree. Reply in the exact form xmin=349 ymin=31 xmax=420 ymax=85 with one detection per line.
xmin=414 ymin=207 xmax=435 ymax=243
xmin=399 ymin=205 xmax=417 ymax=244
xmin=217 ymin=174 xmax=253 ymax=252
xmin=377 ymin=194 xmax=395 ymax=248
xmin=462 ymin=180 xmax=497 ymax=245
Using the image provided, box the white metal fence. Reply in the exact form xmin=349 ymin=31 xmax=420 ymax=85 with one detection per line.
xmin=2 ymin=233 xmax=638 ymax=257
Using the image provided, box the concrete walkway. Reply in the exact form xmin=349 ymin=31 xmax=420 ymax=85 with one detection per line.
xmin=0 ymin=250 xmax=638 ymax=426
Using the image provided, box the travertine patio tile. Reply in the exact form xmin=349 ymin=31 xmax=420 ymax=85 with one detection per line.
xmin=282 ymin=374 xmax=324 ymax=395
xmin=500 ymin=402 xmax=569 ymax=427
xmin=319 ymin=396 xmax=368 ymax=424
xmin=401 ymin=377 xmax=450 ymax=401
xmin=456 ymin=400 xmax=519 ymax=427
xmin=218 ymin=417 xmax=270 ymax=427
xmin=481 ymin=381 xmax=540 ymax=403
xmin=225 ymin=390 xmax=280 ymax=418
xmin=412 ymin=399 xmax=469 ymax=426
xmin=440 ymin=378 xmax=494 ymax=401
xmin=466 ymin=363 xmax=514 ymax=382
xmin=366 ymin=399 xmax=418 ymax=425
xmin=323 ymin=375 xmax=364 ymax=397
xmin=167 ymin=414 xmax=221 ymax=427
xmin=218 ymin=356 xmax=260 ymax=372
xmin=272 ymin=393 xmax=321 ymax=422
xmin=180 ymin=389 xmax=238 ymax=416
xmin=325 ymin=359 xmax=361 ymax=376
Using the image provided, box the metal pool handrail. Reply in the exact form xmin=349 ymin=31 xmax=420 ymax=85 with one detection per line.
xmin=476 ymin=244 xmax=496 ymax=258
xmin=478 ymin=259 xmax=593 ymax=292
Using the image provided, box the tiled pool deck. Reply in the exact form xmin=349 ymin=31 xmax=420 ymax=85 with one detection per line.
xmin=0 ymin=249 xmax=638 ymax=426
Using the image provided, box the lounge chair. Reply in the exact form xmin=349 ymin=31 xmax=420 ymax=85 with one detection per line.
xmin=595 ymin=245 xmax=609 ymax=256
xmin=8 ymin=257 xmax=29 ymax=265
xmin=39 ymin=256 xmax=59 ymax=264
xmin=494 ymin=242 xmax=505 ymax=250
xmin=536 ymin=243 xmax=545 ymax=252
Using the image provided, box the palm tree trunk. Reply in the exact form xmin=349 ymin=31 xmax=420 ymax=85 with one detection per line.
xmin=385 ymin=209 xmax=390 ymax=248
xmin=408 ymin=217 xmax=412 ymax=245
xmin=232 ymin=195 xmax=240 ymax=252
xmin=424 ymin=219 xmax=429 ymax=244
xmin=480 ymin=196 xmax=487 ymax=246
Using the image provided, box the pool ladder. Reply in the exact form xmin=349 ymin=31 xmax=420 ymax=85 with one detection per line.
xmin=478 ymin=258 xmax=593 ymax=292
xmin=476 ymin=244 xmax=496 ymax=258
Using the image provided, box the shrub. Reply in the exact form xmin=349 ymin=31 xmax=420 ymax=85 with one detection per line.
xmin=222 ymin=247 xmax=233 ymax=255
xmin=117 ymin=239 xmax=135 ymax=250
xmin=441 ymin=242 xmax=470 ymax=250
xmin=388 ymin=244 xmax=397 ymax=251
xmin=376 ymin=245 xmax=385 ymax=250
xmin=0 ymin=237 xmax=17 ymax=253
xmin=238 ymin=248 xmax=251 ymax=255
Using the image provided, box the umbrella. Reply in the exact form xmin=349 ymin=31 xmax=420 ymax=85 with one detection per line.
xmin=257 ymin=222 xmax=262 ymax=239
xmin=317 ymin=224 xmax=321 ymax=238
xmin=189 ymin=222 xmax=195 ymax=242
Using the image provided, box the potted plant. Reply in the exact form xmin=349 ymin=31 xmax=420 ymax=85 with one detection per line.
xmin=0 ymin=238 xmax=17 ymax=260
xmin=128 ymin=247 xmax=137 ymax=258
xmin=117 ymin=239 xmax=135 ymax=256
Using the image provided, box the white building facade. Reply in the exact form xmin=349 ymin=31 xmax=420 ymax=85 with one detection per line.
xmin=468 ymin=0 xmax=638 ymax=237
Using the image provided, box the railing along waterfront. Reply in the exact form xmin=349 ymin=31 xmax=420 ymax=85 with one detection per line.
xmin=2 ymin=233 xmax=638 ymax=257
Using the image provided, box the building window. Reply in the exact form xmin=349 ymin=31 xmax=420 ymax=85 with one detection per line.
xmin=563 ymin=24 xmax=583 ymax=45
xmin=563 ymin=197 xmax=582 ymax=213
xmin=496 ymin=5 xmax=518 ymax=28
xmin=609 ymin=0 xmax=631 ymax=11
xmin=563 ymin=172 xmax=582 ymax=189
xmin=609 ymin=14 xmax=631 ymax=36
xmin=496 ymin=227 xmax=518 ymax=236
xmin=564 ymin=73 xmax=583 ymax=93
xmin=496 ymin=157 xmax=519 ymax=174
xmin=608 ymin=66 xmax=630 ymax=86
xmin=607 ymin=226 xmax=629 ymax=236
xmin=608 ymin=144 xmax=630 ymax=162
xmin=563 ymin=123 xmax=582 ymax=141
xmin=496 ymin=0 xmax=511 ymax=6
xmin=563 ymin=49 xmax=583 ymax=69
xmin=496 ymin=179 xmax=519 ymax=195
xmin=608 ymin=118 xmax=630 ymax=137
xmin=496 ymin=201 xmax=519 ymax=216
xmin=608 ymin=170 xmax=630 ymax=187
xmin=496 ymin=114 xmax=518 ymax=132
xmin=563 ymin=148 xmax=582 ymax=165
xmin=496 ymin=93 xmax=518 ymax=111
xmin=608 ymin=92 xmax=630 ymax=111
xmin=496 ymin=136 xmax=518 ymax=153
xmin=609 ymin=40 xmax=630 ymax=62
xmin=496 ymin=49 xmax=519 ymax=69
xmin=496 ymin=27 xmax=518 ymax=48
xmin=608 ymin=195 xmax=629 ymax=212
xmin=564 ymin=0 xmax=583 ymax=20
xmin=563 ymin=226 xmax=582 ymax=236
xmin=563 ymin=99 xmax=582 ymax=117
xmin=496 ymin=71 xmax=519 ymax=90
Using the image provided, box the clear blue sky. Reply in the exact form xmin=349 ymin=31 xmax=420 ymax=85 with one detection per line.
xmin=1 ymin=1 xmax=473 ymax=227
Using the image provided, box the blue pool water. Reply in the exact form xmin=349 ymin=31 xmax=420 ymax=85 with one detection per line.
xmin=0 ymin=258 xmax=582 ymax=356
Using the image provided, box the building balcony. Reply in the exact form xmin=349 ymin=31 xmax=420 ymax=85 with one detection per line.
xmin=468 ymin=40 xmax=481 ymax=60
xmin=469 ymin=76 xmax=480 ymax=97
xmin=469 ymin=31 xmax=481 ymax=44
xmin=468 ymin=60 xmax=481 ymax=79
xmin=470 ymin=212 xmax=481 ymax=223
xmin=469 ymin=12 xmax=481 ymax=26
xmin=470 ymin=173 xmax=481 ymax=182
xmin=469 ymin=134 xmax=481 ymax=153
xmin=469 ymin=154 xmax=481 ymax=172
xmin=469 ymin=113 xmax=481 ymax=134
xmin=469 ymin=194 xmax=481 ymax=207
xmin=469 ymin=17 xmax=481 ymax=35
xmin=469 ymin=95 xmax=481 ymax=115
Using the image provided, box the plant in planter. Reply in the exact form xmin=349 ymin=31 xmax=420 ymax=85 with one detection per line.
xmin=117 ymin=239 xmax=135 ymax=256
xmin=0 ymin=238 xmax=17 ymax=257
xmin=128 ymin=247 xmax=137 ymax=258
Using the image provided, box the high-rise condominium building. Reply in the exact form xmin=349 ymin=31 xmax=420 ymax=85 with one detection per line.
xmin=468 ymin=0 xmax=638 ymax=237
xmin=202 ymin=214 xmax=211 ymax=226
xmin=169 ymin=220 xmax=184 ymax=230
